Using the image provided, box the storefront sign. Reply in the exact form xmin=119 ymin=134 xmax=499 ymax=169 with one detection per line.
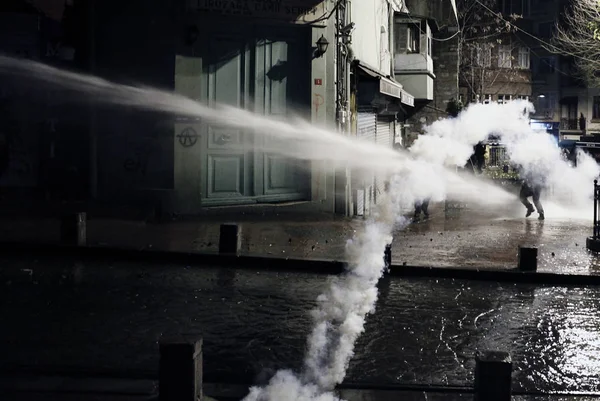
xmin=187 ymin=0 xmax=327 ymax=23
xmin=401 ymin=90 xmax=415 ymax=107
xmin=379 ymin=79 xmax=402 ymax=99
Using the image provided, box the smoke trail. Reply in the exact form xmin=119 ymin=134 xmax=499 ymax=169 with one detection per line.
xmin=245 ymin=183 xmax=410 ymax=401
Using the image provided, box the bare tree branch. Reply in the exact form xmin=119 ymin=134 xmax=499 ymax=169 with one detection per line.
xmin=550 ymin=0 xmax=600 ymax=86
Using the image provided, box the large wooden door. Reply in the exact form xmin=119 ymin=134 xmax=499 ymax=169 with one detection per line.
xmin=253 ymin=34 xmax=310 ymax=201
xmin=197 ymin=25 xmax=310 ymax=205
xmin=200 ymin=36 xmax=253 ymax=204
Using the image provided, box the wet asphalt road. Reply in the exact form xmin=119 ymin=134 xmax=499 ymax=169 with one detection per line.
xmin=395 ymin=198 xmax=598 ymax=274
xmin=1 ymin=196 xmax=598 ymax=275
xmin=2 ymin=258 xmax=600 ymax=395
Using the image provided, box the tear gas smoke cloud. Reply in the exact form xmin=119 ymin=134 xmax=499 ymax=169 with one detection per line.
xmin=411 ymin=100 xmax=600 ymax=215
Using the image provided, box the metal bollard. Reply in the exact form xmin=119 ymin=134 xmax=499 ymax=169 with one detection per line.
xmin=588 ymin=180 xmax=600 ymax=252
xmin=384 ymin=244 xmax=392 ymax=269
xmin=517 ymin=246 xmax=537 ymax=272
xmin=219 ymin=223 xmax=241 ymax=255
xmin=159 ymin=335 xmax=203 ymax=401
xmin=60 ymin=212 xmax=87 ymax=246
xmin=474 ymin=350 xmax=512 ymax=401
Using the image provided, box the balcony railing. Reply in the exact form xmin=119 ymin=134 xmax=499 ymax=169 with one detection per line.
xmin=560 ymin=118 xmax=580 ymax=131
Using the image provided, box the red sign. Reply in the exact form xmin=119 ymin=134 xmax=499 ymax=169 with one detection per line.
xmin=314 ymin=78 xmax=322 ymax=86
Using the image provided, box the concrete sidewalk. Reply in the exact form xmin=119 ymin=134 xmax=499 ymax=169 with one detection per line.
xmin=0 ymin=203 xmax=362 ymax=261
xmin=0 ymin=200 xmax=597 ymax=275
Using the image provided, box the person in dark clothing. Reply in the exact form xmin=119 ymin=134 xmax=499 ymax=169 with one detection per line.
xmin=413 ymin=198 xmax=430 ymax=221
xmin=473 ymin=142 xmax=486 ymax=173
xmin=520 ymin=180 xmax=545 ymax=220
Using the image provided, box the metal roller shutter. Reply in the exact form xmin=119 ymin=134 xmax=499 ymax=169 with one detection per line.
xmin=376 ymin=117 xmax=392 ymax=147
xmin=356 ymin=108 xmax=377 ymax=216
xmin=357 ymin=107 xmax=377 ymax=142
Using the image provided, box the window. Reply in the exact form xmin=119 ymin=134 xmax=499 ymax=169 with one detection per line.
xmin=536 ymin=93 xmax=557 ymax=116
xmin=477 ymin=46 xmax=492 ymax=67
xmin=537 ymin=21 xmax=554 ymax=38
xmin=518 ymin=47 xmax=530 ymax=69
xmin=498 ymin=94 xmax=512 ymax=104
xmin=501 ymin=0 xmax=530 ymax=16
xmin=593 ymin=96 xmax=600 ymax=120
xmin=459 ymin=94 xmax=465 ymax=104
xmin=538 ymin=56 xmax=556 ymax=74
xmin=483 ymin=94 xmax=492 ymax=104
xmin=427 ymin=36 xmax=432 ymax=56
xmin=407 ymin=25 xmax=420 ymax=53
xmin=522 ymin=0 xmax=531 ymax=16
xmin=516 ymin=95 xmax=530 ymax=101
xmin=498 ymin=45 xmax=512 ymax=68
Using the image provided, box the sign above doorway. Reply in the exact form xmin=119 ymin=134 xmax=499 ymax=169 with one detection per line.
xmin=187 ymin=0 xmax=327 ymax=24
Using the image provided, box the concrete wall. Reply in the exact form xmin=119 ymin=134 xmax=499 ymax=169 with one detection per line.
xmin=0 ymin=9 xmax=91 ymax=199
xmin=0 ymin=13 xmax=42 ymax=190
xmin=351 ymin=0 xmax=393 ymax=75
xmin=93 ymin=0 xmax=176 ymax=205
xmin=310 ymin=10 xmax=337 ymax=213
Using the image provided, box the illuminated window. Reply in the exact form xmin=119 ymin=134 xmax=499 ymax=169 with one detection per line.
xmin=518 ymin=47 xmax=530 ymax=69
xmin=498 ymin=45 xmax=512 ymax=68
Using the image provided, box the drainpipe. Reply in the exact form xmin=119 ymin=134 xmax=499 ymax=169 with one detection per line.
xmin=389 ymin=1 xmax=394 ymax=80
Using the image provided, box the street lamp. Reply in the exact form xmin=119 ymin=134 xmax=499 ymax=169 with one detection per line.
xmin=314 ymin=35 xmax=329 ymax=58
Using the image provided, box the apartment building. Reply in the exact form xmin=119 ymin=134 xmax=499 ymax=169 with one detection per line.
xmin=459 ymin=0 xmax=533 ymax=111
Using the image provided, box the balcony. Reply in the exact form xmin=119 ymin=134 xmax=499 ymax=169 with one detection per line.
xmin=394 ymin=53 xmax=433 ymax=74
xmin=393 ymin=54 xmax=435 ymax=101
xmin=393 ymin=14 xmax=435 ymax=101
xmin=560 ymin=118 xmax=581 ymax=131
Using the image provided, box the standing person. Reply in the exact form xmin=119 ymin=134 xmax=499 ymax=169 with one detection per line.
xmin=474 ymin=142 xmax=486 ymax=173
xmin=520 ymin=178 xmax=545 ymax=220
xmin=413 ymin=198 xmax=430 ymax=222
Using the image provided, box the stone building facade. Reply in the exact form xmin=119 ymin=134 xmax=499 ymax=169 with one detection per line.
xmin=397 ymin=0 xmax=460 ymax=146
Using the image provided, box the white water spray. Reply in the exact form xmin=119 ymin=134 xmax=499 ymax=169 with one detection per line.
xmin=1 ymin=56 xmax=598 ymax=401
xmin=0 ymin=55 xmax=515 ymax=208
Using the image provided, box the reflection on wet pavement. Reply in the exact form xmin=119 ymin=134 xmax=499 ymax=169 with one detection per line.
xmin=393 ymin=199 xmax=600 ymax=275
xmin=3 ymin=260 xmax=600 ymax=395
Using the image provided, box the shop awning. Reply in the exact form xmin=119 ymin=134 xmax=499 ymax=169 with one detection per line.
xmin=355 ymin=61 xmax=414 ymax=107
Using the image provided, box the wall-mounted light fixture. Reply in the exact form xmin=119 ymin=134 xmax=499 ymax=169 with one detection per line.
xmin=537 ymin=94 xmax=546 ymax=98
xmin=314 ymin=35 xmax=329 ymax=58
